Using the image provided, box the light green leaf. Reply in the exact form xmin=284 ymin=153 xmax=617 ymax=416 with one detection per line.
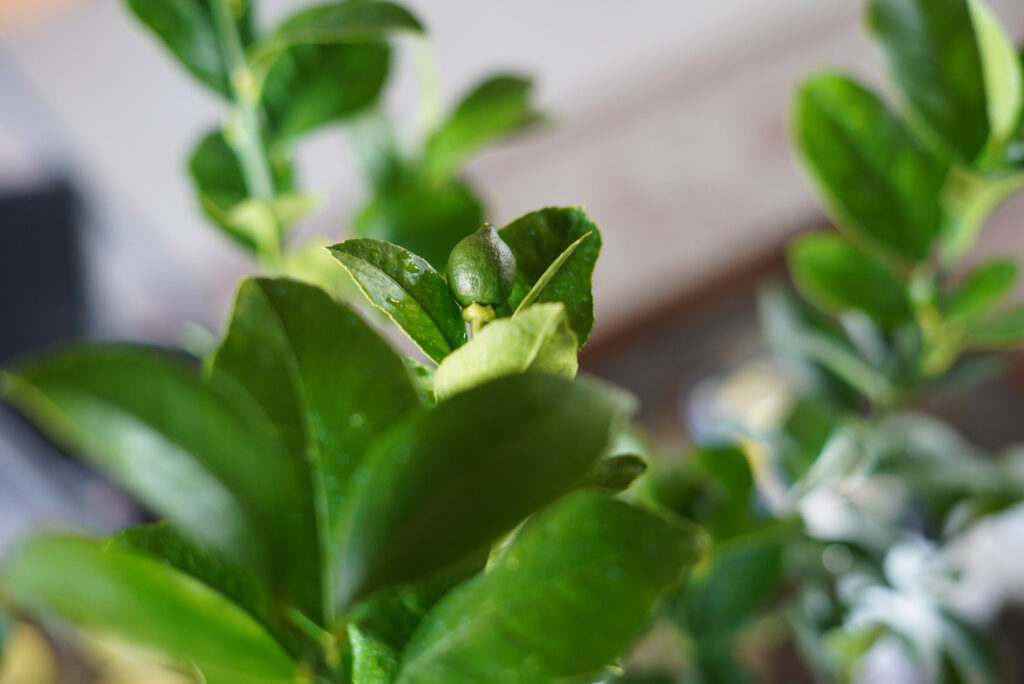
xmin=963 ymin=305 xmax=1024 ymax=348
xmin=793 ymin=74 xmax=949 ymax=261
xmin=124 ymin=0 xmax=254 ymax=97
xmin=969 ymin=0 xmax=1023 ymax=150
xmin=328 ymin=239 xmax=467 ymax=363
xmin=189 ymin=129 xmax=294 ymax=251
xmin=788 ymin=233 xmax=911 ymax=327
xmin=3 ymin=535 xmax=297 ymax=683
xmin=210 ymin=278 xmax=421 ymax=595
xmin=513 ymin=231 xmax=592 ymax=315
xmin=1 ymin=346 xmax=302 ymax=580
xmin=335 ymin=373 xmax=630 ymax=607
xmin=941 ymin=169 xmax=1024 ymax=261
xmin=499 ymin=207 xmax=602 ymax=345
xmin=395 ymin=492 xmax=703 ymax=684
xmin=868 ymin=0 xmax=989 ymax=161
xmin=423 ymin=75 xmax=542 ymax=181
xmin=354 ymin=178 xmax=484 ymax=270
xmin=948 ymin=259 xmax=1017 ymax=321
xmin=433 ymin=303 xmax=577 ymax=401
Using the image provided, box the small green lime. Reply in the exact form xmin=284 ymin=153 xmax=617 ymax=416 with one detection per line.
xmin=446 ymin=224 xmax=517 ymax=307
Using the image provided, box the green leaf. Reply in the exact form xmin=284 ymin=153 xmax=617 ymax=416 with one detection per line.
xmin=512 ymin=231 xmax=592 ymax=315
xmin=423 ymin=75 xmax=542 ymax=181
xmin=867 ymin=0 xmax=989 ymax=161
xmin=262 ymin=43 xmax=390 ymax=139
xmin=210 ymin=278 xmax=421 ymax=585
xmin=250 ymin=1 xmax=423 ymax=71
xmin=585 ymin=454 xmax=648 ymax=493
xmin=1 ymin=346 xmax=303 ymax=580
xmin=793 ymin=74 xmax=949 ymax=261
xmin=354 ymin=177 xmax=484 ymax=270
xmin=788 ymin=232 xmax=911 ymax=327
xmin=969 ymin=0 xmax=1023 ymax=150
xmin=432 ymin=303 xmax=577 ymax=401
xmin=335 ymin=373 xmax=631 ymax=607
xmin=2 ymin=535 xmax=297 ymax=683
xmin=328 ymin=239 xmax=467 ymax=363
xmin=124 ymin=0 xmax=254 ymax=97
xmin=395 ymin=492 xmax=703 ymax=684
xmin=499 ymin=207 xmax=602 ymax=345
xmin=963 ymin=305 xmax=1024 ymax=348
xmin=189 ymin=129 xmax=294 ymax=251
xmin=948 ymin=259 xmax=1017 ymax=321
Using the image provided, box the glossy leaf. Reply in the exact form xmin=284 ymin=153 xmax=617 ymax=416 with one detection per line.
xmin=124 ymin=0 xmax=253 ymax=96
xmin=210 ymin=278 xmax=421 ymax=554
xmin=262 ymin=43 xmax=390 ymax=139
xmin=788 ymin=233 xmax=911 ymax=328
xmin=969 ymin=0 xmax=1023 ymax=149
xmin=2 ymin=535 xmax=297 ymax=683
xmin=793 ymin=74 xmax=948 ymax=261
xmin=335 ymin=373 xmax=631 ymax=607
xmin=395 ymin=492 xmax=703 ymax=684
xmin=1 ymin=346 xmax=301 ymax=578
xmin=354 ymin=177 xmax=484 ymax=270
xmin=963 ymin=305 xmax=1024 ymax=348
xmin=423 ymin=75 xmax=542 ymax=181
xmin=328 ymin=239 xmax=467 ymax=363
xmin=513 ymin=231 xmax=592 ymax=315
xmin=189 ymin=130 xmax=294 ymax=251
xmin=499 ymin=207 xmax=602 ymax=345
xmin=433 ymin=303 xmax=578 ymax=401
xmin=947 ymin=259 xmax=1017 ymax=321
xmin=867 ymin=0 xmax=989 ymax=161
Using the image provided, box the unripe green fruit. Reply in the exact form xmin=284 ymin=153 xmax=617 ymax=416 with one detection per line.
xmin=446 ymin=224 xmax=517 ymax=307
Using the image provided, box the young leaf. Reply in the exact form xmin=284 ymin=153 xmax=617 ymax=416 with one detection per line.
xmin=395 ymin=492 xmax=703 ymax=684
xmin=262 ymin=43 xmax=390 ymax=139
xmin=3 ymin=535 xmax=297 ymax=683
xmin=334 ymin=373 xmax=632 ymax=607
xmin=124 ymin=0 xmax=254 ymax=97
xmin=423 ymin=75 xmax=543 ymax=181
xmin=867 ymin=0 xmax=989 ymax=161
xmin=1 ymin=346 xmax=302 ymax=579
xmin=210 ymin=278 xmax=421 ymax=554
xmin=512 ymin=231 xmax=592 ymax=315
xmin=963 ymin=305 xmax=1024 ymax=349
xmin=354 ymin=178 xmax=485 ymax=270
xmin=328 ymin=239 xmax=467 ymax=363
xmin=432 ymin=303 xmax=578 ymax=401
xmin=793 ymin=74 xmax=948 ymax=261
xmin=968 ymin=0 xmax=1023 ymax=150
xmin=947 ymin=259 xmax=1017 ymax=321
xmin=499 ymin=207 xmax=602 ymax=345
xmin=788 ymin=233 xmax=911 ymax=328
xmin=189 ymin=130 xmax=294 ymax=251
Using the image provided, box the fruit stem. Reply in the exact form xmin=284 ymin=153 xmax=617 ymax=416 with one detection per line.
xmin=462 ymin=303 xmax=496 ymax=337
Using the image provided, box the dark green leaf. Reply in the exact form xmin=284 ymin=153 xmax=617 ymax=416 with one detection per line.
xmin=585 ymin=454 xmax=648 ymax=493
xmin=262 ymin=43 xmax=390 ymax=139
xmin=499 ymin=207 xmax=602 ymax=345
xmin=1 ymin=346 xmax=303 ymax=581
xmin=948 ymin=259 xmax=1017 ymax=321
xmin=328 ymin=239 xmax=467 ymax=363
xmin=867 ymin=0 xmax=989 ymax=161
xmin=189 ymin=129 xmax=294 ymax=251
xmin=695 ymin=446 xmax=756 ymax=540
xmin=210 ymin=278 xmax=421 ymax=598
xmin=3 ymin=535 xmax=296 ymax=683
xmin=793 ymin=73 xmax=948 ymax=261
xmin=512 ymin=231 xmax=592 ymax=315
xmin=335 ymin=373 xmax=631 ymax=607
xmin=354 ymin=177 xmax=484 ymax=270
xmin=788 ymin=232 xmax=911 ymax=327
xmin=423 ymin=75 xmax=542 ymax=181
xmin=963 ymin=305 xmax=1024 ymax=348
xmin=395 ymin=492 xmax=703 ymax=684
xmin=432 ymin=303 xmax=577 ymax=401
xmin=124 ymin=0 xmax=254 ymax=96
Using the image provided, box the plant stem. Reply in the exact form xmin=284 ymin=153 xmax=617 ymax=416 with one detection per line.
xmin=210 ymin=0 xmax=284 ymax=273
